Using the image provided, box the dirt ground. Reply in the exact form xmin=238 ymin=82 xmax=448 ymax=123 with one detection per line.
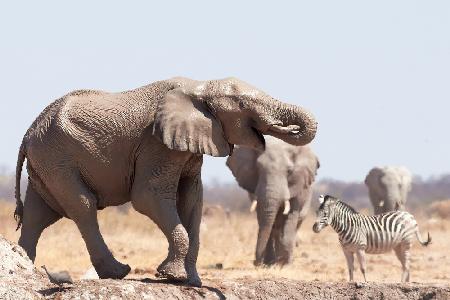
xmin=1 ymin=201 xmax=449 ymax=299
xmin=32 ymin=279 xmax=450 ymax=299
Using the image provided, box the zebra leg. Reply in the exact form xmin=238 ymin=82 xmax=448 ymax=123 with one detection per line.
xmin=356 ymin=249 xmax=367 ymax=281
xmin=343 ymin=249 xmax=355 ymax=281
xmin=394 ymin=244 xmax=411 ymax=282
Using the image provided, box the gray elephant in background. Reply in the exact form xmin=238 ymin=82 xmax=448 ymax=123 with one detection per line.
xmin=14 ymin=77 xmax=317 ymax=287
xmin=365 ymin=166 xmax=412 ymax=214
xmin=226 ymin=136 xmax=320 ymax=266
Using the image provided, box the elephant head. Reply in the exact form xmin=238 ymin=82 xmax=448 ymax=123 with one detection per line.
xmin=226 ymin=136 xmax=320 ymax=266
xmin=153 ymin=77 xmax=317 ymax=156
xmin=364 ymin=166 xmax=412 ymax=214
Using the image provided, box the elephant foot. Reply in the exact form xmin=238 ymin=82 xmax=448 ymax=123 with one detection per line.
xmin=253 ymin=259 xmax=265 ymax=267
xmin=254 ymin=260 xmax=275 ymax=268
xmin=186 ymin=267 xmax=202 ymax=287
xmin=156 ymin=260 xmax=187 ymax=282
xmin=93 ymin=258 xmax=131 ymax=279
xmin=187 ymin=275 xmax=202 ymax=287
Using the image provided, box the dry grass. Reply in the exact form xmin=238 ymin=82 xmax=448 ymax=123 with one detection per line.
xmin=0 ymin=201 xmax=448 ymax=283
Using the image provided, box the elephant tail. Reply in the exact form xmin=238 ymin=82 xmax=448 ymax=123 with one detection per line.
xmin=14 ymin=140 xmax=26 ymax=231
xmin=415 ymin=229 xmax=431 ymax=247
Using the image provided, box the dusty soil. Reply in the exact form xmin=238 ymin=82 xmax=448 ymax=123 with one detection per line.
xmin=36 ymin=279 xmax=450 ymax=300
xmin=2 ymin=235 xmax=449 ymax=300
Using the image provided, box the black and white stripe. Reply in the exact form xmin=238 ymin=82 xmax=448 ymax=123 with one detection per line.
xmin=313 ymin=195 xmax=431 ymax=282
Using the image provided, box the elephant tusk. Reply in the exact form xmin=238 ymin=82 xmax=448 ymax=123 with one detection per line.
xmin=250 ymin=200 xmax=257 ymax=212
xmin=283 ymin=200 xmax=290 ymax=215
xmin=270 ymin=124 xmax=302 ymax=134
xmin=379 ymin=201 xmax=385 ymax=207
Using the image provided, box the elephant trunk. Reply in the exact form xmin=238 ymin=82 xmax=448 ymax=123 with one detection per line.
xmin=254 ymin=175 xmax=290 ymax=265
xmin=264 ymin=100 xmax=317 ymax=146
xmin=254 ymin=201 xmax=279 ymax=266
xmin=384 ymin=192 xmax=398 ymax=212
xmin=383 ymin=181 xmax=403 ymax=213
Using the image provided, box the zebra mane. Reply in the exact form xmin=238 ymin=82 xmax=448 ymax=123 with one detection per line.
xmin=335 ymin=199 xmax=358 ymax=214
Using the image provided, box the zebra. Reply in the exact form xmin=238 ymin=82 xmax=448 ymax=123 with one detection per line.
xmin=312 ymin=195 xmax=431 ymax=282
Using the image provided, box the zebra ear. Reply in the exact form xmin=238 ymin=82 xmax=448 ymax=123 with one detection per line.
xmin=318 ymin=195 xmax=325 ymax=204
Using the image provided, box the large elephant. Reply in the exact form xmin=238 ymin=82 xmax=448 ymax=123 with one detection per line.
xmin=364 ymin=166 xmax=412 ymax=214
xmin=226 ymin=136 xmax=319 ymax=266
xmin=14 ymin=77 xmax=317 ymax=286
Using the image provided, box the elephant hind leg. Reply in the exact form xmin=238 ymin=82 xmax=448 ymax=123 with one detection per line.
xmin=18 ymin=184 xmax=61 ymax=262
xmin=49 ymin=173 xmax=130 ymax=279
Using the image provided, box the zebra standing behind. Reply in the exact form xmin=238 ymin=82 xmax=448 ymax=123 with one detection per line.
xmin=312 ymin=195 xmax=431 ymax=282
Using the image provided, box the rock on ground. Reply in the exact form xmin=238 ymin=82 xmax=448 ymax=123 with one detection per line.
xmin=0 ymin=234 xmax=49 ymax=300
xmin=1 ymin=235 xmax=449 ymax=299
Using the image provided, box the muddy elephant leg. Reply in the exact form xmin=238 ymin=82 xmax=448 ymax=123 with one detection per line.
xmin=263 ymin=230 xmax=277 ymax=265
xmin=177 ymin=172 xmax=203 ymax=287
xmin=50 ymin=174 xmax=130 ymax=279
xmin=254 ymin=200 xmax=280 ymax=266
xmin=295 ymin=218 xmax=304 ymax=247
xmin=130 ymin=144 xmax=193 ymax=282
xmin=132 ymin=180 xmax=189 ymax=281
xmin=135 ymin=197 xmax=188 ymax=281
xmin=18 ymin=184 xmax=61 ymax=262
xmin=276 ymin=210 xmax=300 ymax=265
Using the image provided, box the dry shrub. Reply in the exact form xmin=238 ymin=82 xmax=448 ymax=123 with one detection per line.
xmin=428 ymin=199 xmax=450 ymax=218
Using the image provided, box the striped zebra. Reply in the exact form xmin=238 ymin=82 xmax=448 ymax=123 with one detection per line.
xmin=313 ymin=195 xmax=431 ymax=282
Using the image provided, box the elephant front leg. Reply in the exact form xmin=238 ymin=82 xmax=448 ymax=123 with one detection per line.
xmin=133 ymin=194 xmax=188 ymax=281
xmin=131 ymin=145 xmax=197 ymax=283
xmin=177 ymin=172 xmax=203 ymax=287
xmin=131 ymin=178 xmax=189 ymax=282
xmin=263 ymin=230 xmax=277 ymax=265
xmin=275 ymin=210 xmax=299 ymax=265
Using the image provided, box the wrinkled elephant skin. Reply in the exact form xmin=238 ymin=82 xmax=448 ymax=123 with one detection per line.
xmin=13 ymin=77 xmax=317 ymax=286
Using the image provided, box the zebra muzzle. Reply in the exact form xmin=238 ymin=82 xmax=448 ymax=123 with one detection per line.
xmin=312 ymin=223 xmax=321 ymax=233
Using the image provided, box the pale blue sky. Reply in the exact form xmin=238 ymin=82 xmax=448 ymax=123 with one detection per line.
xmin=0 ymin=1 xmax=449 ymax=183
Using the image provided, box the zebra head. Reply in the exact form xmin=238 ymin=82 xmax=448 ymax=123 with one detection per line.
xmin=313 ymin=195 xmax=338 ymax=233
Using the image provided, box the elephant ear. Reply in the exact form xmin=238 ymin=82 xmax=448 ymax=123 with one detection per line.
xmin=288 ymin=146 xmax=318 ymax=195
xmin=226 ymin=146 xmax=259 ymax=193
xmin=365 ymin=167 xmax=383 ymax=186
xmin=153 ymin=88 xmax=231 ymax=157
xmin=397 ymin=167 xmax=412 ymax=192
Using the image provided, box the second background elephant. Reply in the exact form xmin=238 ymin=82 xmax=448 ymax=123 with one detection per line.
xmin=226 ymin=136 xmax=320 ymax=266
xmin=365 ymin=166 xmax=412 ymax=214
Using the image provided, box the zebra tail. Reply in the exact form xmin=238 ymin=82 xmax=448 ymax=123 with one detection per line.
xmin=415 ymin=230 xmax=431 ymax=246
